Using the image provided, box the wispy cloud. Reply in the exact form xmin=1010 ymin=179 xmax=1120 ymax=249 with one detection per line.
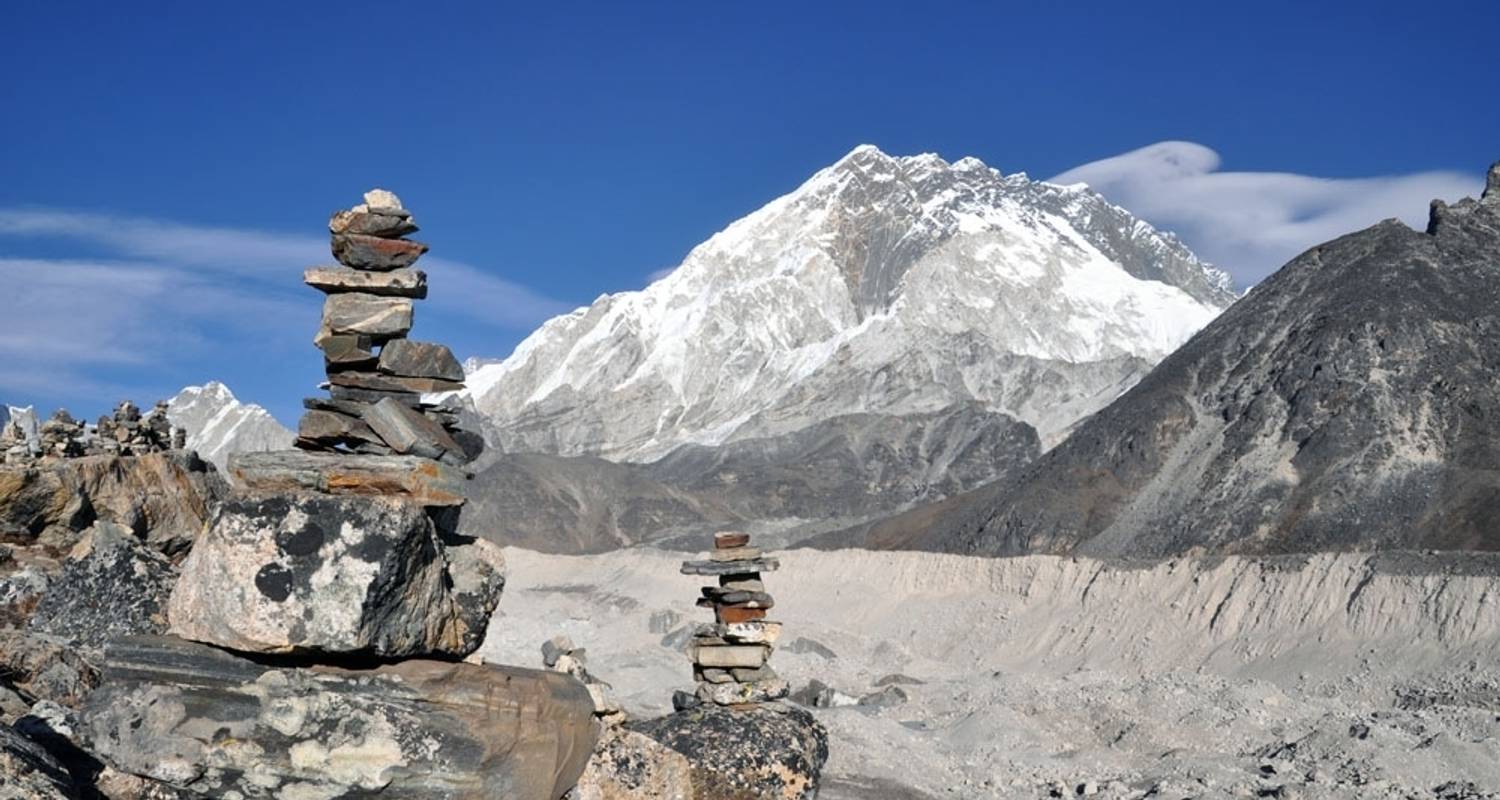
xmin=0 ymin=208 xmax=575 ymax=400
xmin=1051 ymin=141 xmax=1483 ymax=285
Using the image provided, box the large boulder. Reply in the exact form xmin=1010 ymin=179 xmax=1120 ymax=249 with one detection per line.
xmin=0 ymin=453 xmax=226 ymax=555
xmin=25 ymin=522 xmax=177 ymax=651
xmin=80 ymin=636 xmax=598 ymax=800
xmin=629 ymin=703 xmax=828 ymax=800
xmin=166 ymin=493 xmax=503 ymax=657
xmin=0 ymin=722 xmax=76 ymax=799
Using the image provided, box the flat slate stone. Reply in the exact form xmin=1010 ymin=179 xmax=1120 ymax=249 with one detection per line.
xmin=714 ymin=531 xmax=750 ymax=549
xmin=710 ymin=546 xmax=762 ymax=562
xmin=305 ymin=266 xmax=428 ymax=298
xmin=318 ymin=333 xmax=378 ymax=370
xmin=319 ymin=293 xmax=413 ymax=340
xmin=329 ymin=370 xmax=464 ymax=394
xmin=377 ymin=339 xmax=464 ymax=382
xmin=694 ymin=677 xmax=790 ymax=706
xmin=80 ymin=636 xmax=596 ymax=800
xmin=327 ymin=386 xmax=421 ymax=406
xmin=296 ymin=409 xmax=383 ymax=447
xmin=228 ymin=450 xmax=469 ymax=507
xmin=697 ymin=620 xmax=783 ymax=645
xmin=363 ymin=397 xmax=467 ymax=465
xmin=328 ymin=209 xmax=419 ymax=237
xmin=680 ymin=557 xmax=780 ymax=576
xmin=690 ymin=644 xmax=769 ymax=669
xmin=331 ymin=233 xmax=428 ymax=270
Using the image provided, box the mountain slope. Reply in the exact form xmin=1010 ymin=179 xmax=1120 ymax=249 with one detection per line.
xmin=466 ymin=145 xmax=1236 ymax=462
xmin=167 ymin=382 xmax=293 ymax=470
xmin=852 ymin=163 xmax=1500 ymax=557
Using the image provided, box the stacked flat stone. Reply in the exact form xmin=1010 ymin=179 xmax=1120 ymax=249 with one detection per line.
xmin=680 ymin=531 xmax=789 ymax=706
xmin=89 ymin=400 xmax=178 ymax=457
xmin=542 ymin=634 xmax=625 ymax=724
xmin=37 ymin=410 xmax=85 ymax=459
xmin=296 ymin=188 xmax=480 ymax=466
xmin=0 ymin=419 xmax=30 ymax=465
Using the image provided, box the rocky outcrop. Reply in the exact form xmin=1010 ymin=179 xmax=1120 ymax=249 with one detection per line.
xmin=571 ymin=725 xmax=693 ymax=800
xmin=25 ymin=522 xmax=177 ymax=651
xmin=0 ymin=721 xmax=76 ymax=799
xmin=628 ymin=704 xmax=827 ymax=800
xmin=856 ymin=162 xmax=1500 ymax=558
xmin=166 ymin=493 xmax=503 ymax=657
xmin=0 ymin=452 xmax=226 ymax=555
xmin=0 ymin=631 xmax=100 ymax=711
xmin=79 ymin=636 xmax=597 ymax=800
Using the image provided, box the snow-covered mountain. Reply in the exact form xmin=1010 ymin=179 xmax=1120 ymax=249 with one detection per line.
xmin=466 ymin=144 xmax=1236 ymax=462
xmin=167 ymin=382 xmax=293 ymax=469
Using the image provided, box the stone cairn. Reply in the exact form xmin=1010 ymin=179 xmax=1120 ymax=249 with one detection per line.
xmin=3 ymin=402 xmax=183 ymax=465
xmin=76 ymin=189 xmax=598 ymax=799
xmin=678 ymin=531 xmax=789 ymax=708
xmin=296 ymin=188 xmax=481 ymax=466
xmin=543 ymin=634 xmax=625 ymax=724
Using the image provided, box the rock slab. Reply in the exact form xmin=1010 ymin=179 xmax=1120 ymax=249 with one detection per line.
xmin=80 ymin=636 xmax=598 ymax=800
xmin=227 ymin=450 xmax=469 ymax=507
xmin=166 ymin=493 xmax=501 ymax=657
xmin=629 ymin=703 xmax=827 ymax=800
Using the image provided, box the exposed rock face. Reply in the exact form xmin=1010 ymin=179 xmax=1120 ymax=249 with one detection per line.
xmin=25 ymin=522 xmax=177 ymax=650
xmin=0 ymin=631 xmax=100 ymax=710
xmin=228 ymin=449 xmax=469 ymax=506
xmin=80 ymin=636 xmax=597 ymax=800
xmin=0 ymin=452 xmax=226 ymax=555
xmin=866 ymin=163 xmax=1500 ymax=557
xmin=465 ymin=144 xmax=1234 ymax=463
xmin=462 ymin=406 xmax=1039 ymax=552
xmin=167 ymin=382 xmax=293 ymax=471
xmin=167 ymin=493 xmax=502 ymax=657
xmin=571 ymin=725 xmax=693 ymax=800
xmin=629 ymin=703 xmax=828 ymax=800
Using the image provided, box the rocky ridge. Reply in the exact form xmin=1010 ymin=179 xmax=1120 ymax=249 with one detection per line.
xmin=838 ymin=161 xmax=1500 ymax=558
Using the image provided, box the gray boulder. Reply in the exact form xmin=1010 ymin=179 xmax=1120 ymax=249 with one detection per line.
xmin=26 ymin=522 xmax=176 ymax=650
xmin=166 ymin=493 xmax=502 ymax=657
xmin=80 ymin=636 xmax=597 ymax=800
xmin=629 ymin=703 xmax=828 ymax=800
xmin=377 ymin=339 xmax=464 ymax=381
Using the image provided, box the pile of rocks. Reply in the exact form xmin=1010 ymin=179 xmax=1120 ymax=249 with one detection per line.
xmin=296 ymin=188 xmax=481 ymax=466
xmin=67 ymin=190 xmax=598 ymax=799
xmin=679 ymin=531 xmax=789 ymax=707
xmin=2 ymin=402 xmax=185 ymax=465
xmin=543 ymin=634 xmax=624 ymax=724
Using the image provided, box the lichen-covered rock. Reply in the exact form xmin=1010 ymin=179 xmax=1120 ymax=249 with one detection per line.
xmin=0 ymin=452 xmax=225 ymax=556
xmin=80 ymin=636 xmax=598 ymax=800
xmin=0 ymin=559 xmax=51 ymax=629
xmin=0 ymin=632 xmax=99 ymax=709
xmin=0 ymin=721 xmax=77 ymax=799
xmin=26 ymin=522 xmax=177 ymax=650
xmin=571 ymin=725 xmax=693 ymax=800
xmin=629 ymin=703 xmax=828 ymax=800
xmin=166 ymin=493 xmax=500 ymax=657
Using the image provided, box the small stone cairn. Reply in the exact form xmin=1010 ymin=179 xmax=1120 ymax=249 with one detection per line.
xmin=3 ymin=402 xmax=183 ymax=465
xmin=296 ymin=188 xmax=481 ymax=465
xmin=679 ymin=531 xmax=789 ymax=707
xmin=542 ymin=634 xmax=625 ymax=724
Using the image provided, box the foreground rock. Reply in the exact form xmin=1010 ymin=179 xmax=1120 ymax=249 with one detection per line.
xmin=571 ymin=725 xmax=692 ymax=800
xmin=167 ymin=493 xmax=502 ymax=657
xmin=0 ymin=721 xmax=76 ymax=799
xmin=26 ymin=521 xmax=177 ymax=651
xmin=0 ymin=631 xmax=100 ymax=712
xmin=628 ymin=703 xmax=827 ymax=800
xmin=0 ymin=452 xmax=226 ymax=555
xmin=81 ymin=636 xmax=597 ymax=800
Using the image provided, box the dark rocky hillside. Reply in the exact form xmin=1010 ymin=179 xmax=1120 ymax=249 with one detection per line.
xmin=837 ymin=163 xmax=1500 ymax=557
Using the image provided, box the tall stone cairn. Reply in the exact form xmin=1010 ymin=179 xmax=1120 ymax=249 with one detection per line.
xmin=296 ymin=188 xmax=482 ymax=466
xmin=679 ymin=531 xmax=789 ymax=707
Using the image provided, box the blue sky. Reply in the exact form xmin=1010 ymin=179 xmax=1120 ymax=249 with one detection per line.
xmin=2 ymin=1 xmax=1496 ymax=424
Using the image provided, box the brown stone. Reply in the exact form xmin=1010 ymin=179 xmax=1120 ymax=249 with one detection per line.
xmin=328 ymin=210 xmax=419 ymax=237
xmin=296 ymin=409 xmax=382 ymax=446
xmin=318 ymin=293 xmax=413 ymax=341
xmin=572 ymin=724 xmax=694 ymax=800
xmin=377 ymin=339 xmax=465 ymax=382
xmin=329 ymin=371 xmax=464 ymax=394
xmin=319 ymin=333 xmax=378 ymax=371
xmin=716 ymin=606 xmax=767 ymax=624
xmin=304 ymin=266 xmax=428 ymax=298
xmin=690 ymin=644 xmax=768 ymax=669
xmin=330 ymin=233 xmax=428 ymax=270
xmin=714 ymin=531 xmax=750 ymax=549
xmin=227 ymin=450 xmax=469 ymax=507
xmin=709 ymin=546 xmax=762 ymax=562
xmin=362 ymin=398 xmax=466 ymax=465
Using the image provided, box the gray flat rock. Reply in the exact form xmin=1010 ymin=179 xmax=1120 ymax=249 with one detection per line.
xmin=305 ymin=266 xmax=427 ymax=298
xmin=680 ymin=557 xmax=780 ymax=576
xmin=318 ymin=293 xmax=413 ymax=341
xmin=227 ymin=450 xmax=469 ymax=507
xmin=378 ymin=339 xmax=464 ymax=382
xmin=363 ymin=397 xmax=467 ymax=465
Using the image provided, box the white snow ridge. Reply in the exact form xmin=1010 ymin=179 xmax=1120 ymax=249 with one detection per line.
xmin=466 ymin=145 xmax=1237 ymax=461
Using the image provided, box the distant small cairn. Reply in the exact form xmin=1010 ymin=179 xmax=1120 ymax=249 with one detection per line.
xmin=2 ymin=401 xmax=183 ymax=465
xmin=677 ymin=531 xmax=788 ymax=708
xmin=295 ymin=188 xmax=481 ymax=464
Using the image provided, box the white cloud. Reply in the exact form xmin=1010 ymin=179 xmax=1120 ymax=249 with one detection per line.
xmin=0 ymin=208 xmax=574 ymax=399
xmin=1050 ymin=141 xmax=1483 ymax=285
xmin=646 ymin=265 xmax=677 ymax=283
